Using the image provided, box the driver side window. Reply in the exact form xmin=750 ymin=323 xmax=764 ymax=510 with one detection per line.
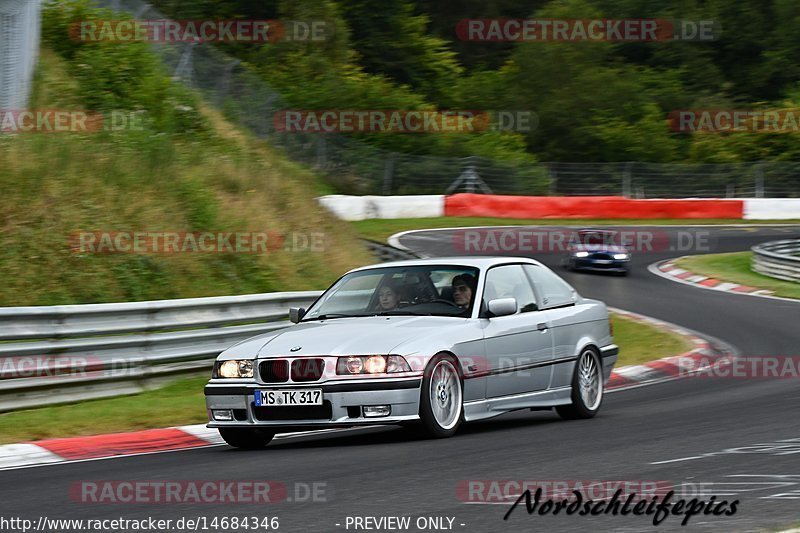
xmin=484 ymin=265 xmax=538 ymax=314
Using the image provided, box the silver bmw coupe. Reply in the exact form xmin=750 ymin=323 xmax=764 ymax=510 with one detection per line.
xmin=205 ymin=257 xmax=618 ymax=448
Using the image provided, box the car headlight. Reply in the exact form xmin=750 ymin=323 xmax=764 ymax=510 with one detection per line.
xmin=213 ymin=359 xmax=254 ymax=378
xmin=573 ymin=251 xmax=589 ymax=258
xmin=613 ymin=253 xmax=630 ymax=260
xmin=337 ymin=355 xmax=411 ymax=375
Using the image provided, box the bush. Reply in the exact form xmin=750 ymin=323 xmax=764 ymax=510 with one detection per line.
xmin=41 ymin=0 xmax=207 ymax=136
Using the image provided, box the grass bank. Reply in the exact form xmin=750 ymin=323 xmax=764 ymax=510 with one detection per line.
xmin=674 ymin=252 xmax=800 ymax=299
xmin=0 ymin=48 xmax=370 ymax=306
xmin=612 ymin=313 xmax=694 ymax=367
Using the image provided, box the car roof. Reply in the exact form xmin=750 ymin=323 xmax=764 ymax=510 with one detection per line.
xmin=347 ymin=256 xmax=546 ymax=274
xmin=577 ymin=229 xmax=618 ymax=234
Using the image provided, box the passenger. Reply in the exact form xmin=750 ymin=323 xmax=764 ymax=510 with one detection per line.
xmin=451 ymin=274 xmax=476 ymax=309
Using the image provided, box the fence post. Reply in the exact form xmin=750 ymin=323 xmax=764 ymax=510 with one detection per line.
xmin=754 ymin=162 xmax=765 ymax=198
xmin=173 ymin=43 xmax=196 ymax=85
xmin=315 ymin=136 xmax=326 ymax=169
xmin=382 ymin=157 xmax=394 ymax=195
xmin=548 ymin=162 xmax=558 ymax=195
xmin=623 ymin=162 xmax=633 ymax=198
xmin=218 ymin=59 xmax=240 ymax=105
xmin=0 ymin=0 xmax=41 ymax=112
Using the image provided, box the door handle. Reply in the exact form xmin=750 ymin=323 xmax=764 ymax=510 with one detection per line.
xmin=537 ymin=323 xmax=548 ymax=332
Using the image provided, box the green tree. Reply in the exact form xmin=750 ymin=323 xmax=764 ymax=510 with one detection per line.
xmin=339 ymin=0 xmax=462 ymax=103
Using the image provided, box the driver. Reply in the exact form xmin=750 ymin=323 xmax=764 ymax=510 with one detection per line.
xmin=451 ymin=274 xmax=476 ymax=309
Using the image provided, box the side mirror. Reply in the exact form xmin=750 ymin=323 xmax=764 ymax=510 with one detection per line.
xmin=289 ymin=307 xmax=306 ymax=324
xmin=487 ymin=298 xmax=517 ymax=317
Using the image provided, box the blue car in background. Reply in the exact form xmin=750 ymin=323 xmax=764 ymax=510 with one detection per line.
xmin=564 ymin=229 xmax=631 ymax=275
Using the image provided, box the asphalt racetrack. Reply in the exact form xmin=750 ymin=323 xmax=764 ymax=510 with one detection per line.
xmin=3 ymin=225 xmax=800 ymax=533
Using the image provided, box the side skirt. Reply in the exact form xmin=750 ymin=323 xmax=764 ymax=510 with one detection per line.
xmin=463 ymin=386 xmax=572 ymax=422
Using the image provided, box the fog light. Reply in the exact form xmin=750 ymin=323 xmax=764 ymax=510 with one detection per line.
xmin=363 ymin=405 xmax=391 ymax=418
xmin=212 ymin=409 xmax=233 ymax=421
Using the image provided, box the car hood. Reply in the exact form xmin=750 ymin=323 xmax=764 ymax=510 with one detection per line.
xmin=223 ymin=316 xmax=468 ymax=359
xmin=570 ymin=243 xmax=629 ymax=254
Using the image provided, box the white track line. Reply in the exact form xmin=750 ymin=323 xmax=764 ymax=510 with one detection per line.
xmin=0 ymin=427 xmax=382 ymax=473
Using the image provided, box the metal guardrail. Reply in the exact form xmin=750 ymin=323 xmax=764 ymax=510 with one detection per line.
xmin=751 ymin=240 xmax=800 ymax=283
xmin=0 ymin=291 xmax=323 ymax=412
xmin=0 ymin=240 xmax=412 ymax=411
xmin=362 ymin=239 xmax=420 ymax=262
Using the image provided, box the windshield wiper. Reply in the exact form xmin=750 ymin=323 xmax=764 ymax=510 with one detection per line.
xmin=374 ymin=310 xmax=432 ymax=316
xmin=301 ymin=313 xmax=361 ymax=322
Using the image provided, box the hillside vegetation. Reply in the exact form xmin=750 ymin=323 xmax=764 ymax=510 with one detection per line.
xmin=0 ymin=43 xmax=371 ymax=306
xmin=149 ymin=0 xmax=800 ymax=165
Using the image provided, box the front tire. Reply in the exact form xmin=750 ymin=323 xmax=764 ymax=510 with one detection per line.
xmin=219 ymin=428 xmax=276 ymax=449
xmin=417 ymin=354 xmax=463 ymax=438
xmin=556 ymin=347 xmax=604 ymax=420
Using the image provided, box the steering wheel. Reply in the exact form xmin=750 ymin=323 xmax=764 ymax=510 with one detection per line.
xmin=429 ymin=298 xmax=461 ymax=308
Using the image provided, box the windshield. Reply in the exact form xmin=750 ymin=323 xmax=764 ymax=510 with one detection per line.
xmin=572 ymin=230 xmax=619 ymax=246
xmin=302 ymin=265 xmax=480 ymax=320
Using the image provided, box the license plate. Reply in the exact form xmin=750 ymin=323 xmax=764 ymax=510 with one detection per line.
xmin=594 ymin=259 xmax=612 ymax=264
xmin=254 ymin=389 xmax=322 ymax=407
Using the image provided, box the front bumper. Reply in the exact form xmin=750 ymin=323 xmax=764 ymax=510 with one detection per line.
xmin=572 ymin=257 xmax=629 ymax=272
xmin=600 ymin=344 xmax=619 ymax=383
xmin=205 ymin=377 xmax=422 ymax=429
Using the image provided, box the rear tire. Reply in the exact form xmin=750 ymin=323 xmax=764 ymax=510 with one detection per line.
xmin=219 ymin=428 xmax=275 ymax=449
xmin=417 ymin=354 xmax=463 ymax=438
xmin=556 ymin=348 xmax=603 ymax=420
